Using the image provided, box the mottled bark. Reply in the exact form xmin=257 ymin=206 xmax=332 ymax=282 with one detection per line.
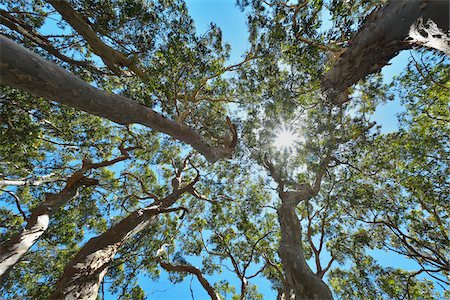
xmin=322 ymin=0 xmax=450 ymax=103
xmin=50 ymin=178 xmax=196 ymax=299
xmin=0 ymin=36 xmax=235 ymax=162
xmin=263 ymin=154 xmax=333 ymax=299
xmin=50 ymin=207 xmax=158 ymax=300
xmin=0 ymin=176 xmax=97 ymax=282
xmin=160 ymin=261 xmax=221 ymax=300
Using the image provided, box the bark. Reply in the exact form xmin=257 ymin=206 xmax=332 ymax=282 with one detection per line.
xmin=322 ymin=0 xmax=450 ymax=103
xmin=45 ymin=0 xmax=146 ymax=79
xmin=0 ymin=9 xmax=94 ymax=69
xmin=0 ymin=35 xmax=235 ymax=162
xmin=277 ymin=196 xmax=333 ymax=300
xmin=50 ymin=181 xmax=195 ymax=299
xmin=263 ymin=154 xmax=333 ymax=299
xmin=0 ymin=174 xmax=57 ymax=187
xmin=0 ymin=176 xmax=97 ymax=282
xmin=160 ymin=261 xmax=221 ymax=300
xmin=0 ymin=147 xmax=133 ymax=281
xmin=50 ymin=206 xmax=158 ymax=300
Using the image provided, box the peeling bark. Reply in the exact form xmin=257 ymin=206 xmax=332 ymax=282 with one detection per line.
xmin=0 ymin=36 xmax=235 ymax=162
xmin=0 ymin=176 xmax=97 ymax=282
xmin=50 ymin=207 xmax=158 ymax=300
xmin=322 ymin=0 xmax=450 ymax=103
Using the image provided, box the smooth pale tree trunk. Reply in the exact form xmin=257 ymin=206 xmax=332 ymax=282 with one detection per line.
xmin=277 ymin=193 xmax=333 ymax=300
xmin=50 ymin=185 xmax=192 ymax=300
xmin=0 ymin=177 xmax=97 ymax=282
xmin=0 ymin=36 xmax=235 ymax=163
xmin=322 ymin=0 xmax=450 ymax=103
xmin=0 ymin=209 xmax=50 ymax=279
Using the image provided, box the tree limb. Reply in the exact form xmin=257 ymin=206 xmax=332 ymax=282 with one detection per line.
xmin=159 ymin=260 xmax=221 ymax=300
xmin=45 ymin=0 xmax=147 ymax=80
xmin=0 ymin=35 xmax=237 ymax=163
xmin=322 ymin=0 xmax=450 ymax=104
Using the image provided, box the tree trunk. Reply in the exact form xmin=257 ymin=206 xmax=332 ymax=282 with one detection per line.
xmin=277 ymin=201 xmax=333 ymax=300
xmin=0 ymin=209 xmax=49 ymax=280
xmin=0 ymin=35 xmax=235 ymax=163
xmin=322 ymin=0 xmax=450 ymax=103
xmin=0 ymin=177 xmax=96 ymax=282
xmin=50 ymin=184 xmax=191 ymax=299
xmin=49 ymin=207 xmax=159 ymax=300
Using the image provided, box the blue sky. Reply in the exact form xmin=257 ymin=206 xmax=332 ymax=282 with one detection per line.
xmin=1 ymin=0 xmax=424 ymax=298
xmin=185 ymin=0 xmax=410 ymax=134
xmin=131 ymin=1 xmax=414 ymax=299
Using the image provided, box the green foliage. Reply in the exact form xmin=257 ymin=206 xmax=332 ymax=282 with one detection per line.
xmin=1 ymin=0 xmax=448 ymax=299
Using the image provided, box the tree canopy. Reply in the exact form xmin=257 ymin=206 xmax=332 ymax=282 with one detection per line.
xmin=0 ymin=0 xmax=448 ymax=299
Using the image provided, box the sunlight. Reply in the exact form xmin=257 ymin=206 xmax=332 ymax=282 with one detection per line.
xmin=273 ymin=127 xmax=298 ymax=151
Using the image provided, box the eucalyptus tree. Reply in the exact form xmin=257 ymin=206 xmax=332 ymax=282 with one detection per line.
xmin=171 ymin=159 xmax=278 ymax=300
xmin=95 ymin=156 xmax=279 ymax=300
xmin=236 ymin=0 xmax=449 ymax=298
xmin=0 ymin=143 xmax=136 ymax=281
xmin=329 ymin=53 xmax=449 ymax=298
xmin=0 ymin=0 xmax=238 ymax=297
xmin=0 ymin=0 xmax=240 ymax=162
xmin=0 ymin=86 xmax=135 ymax=296
xmin=0 ymin=0 xmax=449 ymax=299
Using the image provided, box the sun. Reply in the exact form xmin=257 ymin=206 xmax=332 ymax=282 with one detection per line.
xmin=273 ymin=127 xmax=298 ymax=151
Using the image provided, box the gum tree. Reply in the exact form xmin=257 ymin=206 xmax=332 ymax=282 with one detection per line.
xmin=1 ymin=0 xmax=449 ymax=299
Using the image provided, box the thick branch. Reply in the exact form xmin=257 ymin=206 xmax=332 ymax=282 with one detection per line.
xmin=0 ymin=10 xmax=96 ymax=69
xmin=0 ymin=36 xmax=236 ymax=162
xmin=50 ymin=169 xmax=200 ymax=299
xmin=322 ymin=0 xmax=450 ymax=104
xmin=0 ymin=147 xmax=134 ymax=281
xmin=0 ymin=173 xmax=58 ymax=187
xmin=0 ymin=175 xmax=97 ymax=282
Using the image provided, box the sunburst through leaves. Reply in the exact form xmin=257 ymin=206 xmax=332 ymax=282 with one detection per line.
xmin=273 ymin=126 xmax=299 ymax=152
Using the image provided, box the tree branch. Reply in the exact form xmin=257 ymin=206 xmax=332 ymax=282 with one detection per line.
xmin=45 ymin=0 xmax=147 ymax=80
xmin=0 ymin=189 xmax=28 ymax=221
xmin=159 ymin=260 xmax=221 ymax=300
xmin=0 ymin=9 xmax=97 ymax=69
xmin=0 ymin=35 xmax=237 ymax=163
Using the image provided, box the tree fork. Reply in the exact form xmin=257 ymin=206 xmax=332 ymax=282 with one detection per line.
xmin=0 ymin=146 xmax=135 ymax=281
